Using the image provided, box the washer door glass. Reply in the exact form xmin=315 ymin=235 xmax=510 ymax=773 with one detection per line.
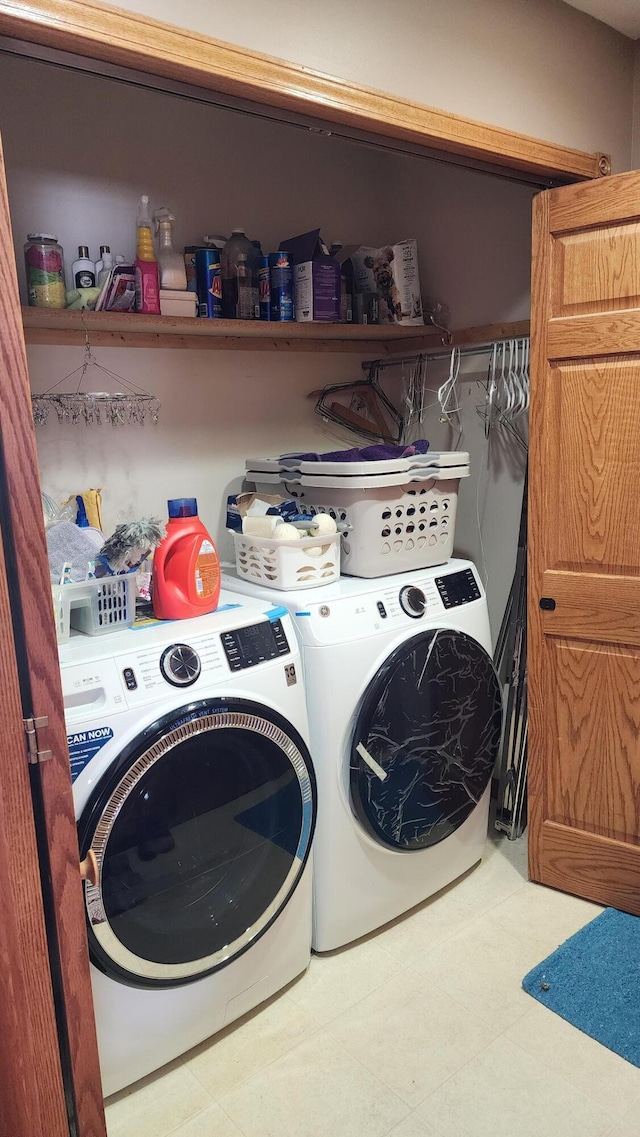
xmin=350 ymin=629 xmax=501 ymax=851
xmin=78 ymin=699 xmax=315 ymax=988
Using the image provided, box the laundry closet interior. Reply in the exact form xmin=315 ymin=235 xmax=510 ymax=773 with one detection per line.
xmin=1 ymin=4 xmax=638 ymax=1137
xmin=0 ymin=46 xmax=536 ymax=631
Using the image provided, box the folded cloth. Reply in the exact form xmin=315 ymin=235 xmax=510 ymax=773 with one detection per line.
xmin=290 ymin=440 xmax=429 ymax=463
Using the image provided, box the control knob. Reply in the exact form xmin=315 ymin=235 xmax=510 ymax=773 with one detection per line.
xmin=160 ymin=643 xmax=202 ymax=687
xmin=399 ymin=585 xmax=426 ymax=618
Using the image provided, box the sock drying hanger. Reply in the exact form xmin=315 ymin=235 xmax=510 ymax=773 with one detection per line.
xmin=31 ymin=315 xmax=161 ymax=427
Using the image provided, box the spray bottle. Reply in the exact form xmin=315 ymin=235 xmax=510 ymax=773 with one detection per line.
xmin=153 ymin=207 xmax=187 ymax=290
xmin=135 ymin=194 xmax=161 ymax=314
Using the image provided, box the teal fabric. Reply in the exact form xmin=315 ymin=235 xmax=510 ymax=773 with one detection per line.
xmin=522 ymin=907 xmax=640 ymax=1066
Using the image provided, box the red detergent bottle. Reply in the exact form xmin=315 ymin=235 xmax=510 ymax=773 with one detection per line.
xmin=152 ymin=498 xmax=221 ymax=620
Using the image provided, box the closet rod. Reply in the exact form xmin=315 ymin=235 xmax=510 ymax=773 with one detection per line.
xmin=421 ymin=337 xmax=529 ymax=364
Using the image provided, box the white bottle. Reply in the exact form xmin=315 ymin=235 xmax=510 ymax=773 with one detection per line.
xmin=97 ymin=249 xmax=114 ymax=285
xmin=153 ymin=207 xmax=187 ymax=290
xmin=95 ymin=245 xmax=111 ymax=278
xmin=72 ymin=245 xmax=96 ymax=289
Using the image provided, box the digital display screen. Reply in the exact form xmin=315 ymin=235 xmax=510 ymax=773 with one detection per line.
xmin=435 ymin=569 xmax=481 ymax=608
xmin=235 ymin=622 xmax=277 ymax=663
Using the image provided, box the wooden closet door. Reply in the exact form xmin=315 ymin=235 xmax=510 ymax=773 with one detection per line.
xmin=529 ymin=170 xmax=640 ymax=913
xmin=0 ymin=133 xmax=106 ymax=1134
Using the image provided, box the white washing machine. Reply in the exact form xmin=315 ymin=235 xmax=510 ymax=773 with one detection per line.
xmin=223 ymin=560 xmax=502 ymax=952
xmin=59 ymin=592 xmax=316 ymax=1096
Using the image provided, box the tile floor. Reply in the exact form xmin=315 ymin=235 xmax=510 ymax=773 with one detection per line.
xmin=105 ymin=832 xmax=640 ymax=1137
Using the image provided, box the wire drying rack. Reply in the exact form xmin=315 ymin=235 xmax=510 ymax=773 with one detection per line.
xmin=31 ymin=321 xmax=161 ymax=427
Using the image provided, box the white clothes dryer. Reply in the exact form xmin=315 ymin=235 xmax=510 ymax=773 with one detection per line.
xmin=59 ymin=592 xmax=315 ymax=1096
xmin=222 ymin=561 xmax=502 ymax=952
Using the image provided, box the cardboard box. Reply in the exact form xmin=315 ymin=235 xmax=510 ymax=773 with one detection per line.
xmin=159 ymin=289 xmax=197 ymax=317
xmin=351 ymin=240 xmax=424 ymax=325
xmin=279 ymin=229 xmax=340 ymax=322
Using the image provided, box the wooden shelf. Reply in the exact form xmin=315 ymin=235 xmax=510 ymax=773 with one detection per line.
xmin=21 ymin=307 xmax=445 ymax=354
xmin=21 ymin=307 xmax=530 ymax=355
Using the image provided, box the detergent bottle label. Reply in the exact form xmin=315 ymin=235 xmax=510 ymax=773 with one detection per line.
xmin=194 ymin=539 xmax=220 ymax=598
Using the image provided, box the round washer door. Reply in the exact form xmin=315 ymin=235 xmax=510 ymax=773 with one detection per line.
xmin=350 ymin=629 xmax=501 ymax=851
xmin=78 ymin=698 xmax=315 ymax=988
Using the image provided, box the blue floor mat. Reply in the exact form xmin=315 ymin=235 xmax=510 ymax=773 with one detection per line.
xmin=522 ymin=907 xmax=640 ymax=1066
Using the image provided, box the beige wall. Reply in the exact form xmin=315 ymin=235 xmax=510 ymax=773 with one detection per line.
xmin=109 ymin=0 xmax=634 ymax=171
xmin=633 ymin=40 xmax=640 ymax=168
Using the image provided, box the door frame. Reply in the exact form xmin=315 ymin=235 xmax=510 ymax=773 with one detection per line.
xmin=0 ymin=0 xmax=606 ymax=182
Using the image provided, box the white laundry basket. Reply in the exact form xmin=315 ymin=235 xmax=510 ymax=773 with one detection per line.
xmin=52 ymin=575 xmax=138 ymax=643
xmin=245 ymin=452 xmax=469 ymax=578
xmin=232 ymin=531 xmax=340 ymax=589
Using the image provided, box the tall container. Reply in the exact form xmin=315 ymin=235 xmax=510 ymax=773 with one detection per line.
xmin=135 ymin=194 xmax=161 ymax=314
xmin=221 ymin=228 xmax=260 ymax=320
xmin=24 ymin=233 xmax=66 ymax=308
xmin=269 ymin=251 xmax=294 ymax=321
xmin=154 ymin=208 xmax=188 ymax=289
xmin=152 ymin=498 xmax=221 ymax=619
xmin=195 ymin=249 xmax=222 ymax=318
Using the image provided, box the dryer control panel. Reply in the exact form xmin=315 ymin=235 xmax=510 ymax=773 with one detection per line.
xmin=435 ymin=568 xmax=481 ymax=609
xmin=222 ymin=619 xmax=290 ymax=671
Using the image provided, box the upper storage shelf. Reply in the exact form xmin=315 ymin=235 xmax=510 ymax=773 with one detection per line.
xmin=21 ymin=308 xmax=531 ymax=355
xmin=21 ymin=309 xmax=532 ymax=352
xmin=21 ymin=307 xmax=450 ymax=355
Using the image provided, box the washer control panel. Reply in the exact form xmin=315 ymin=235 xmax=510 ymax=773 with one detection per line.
xmin=160 ymin=643 xmax=202 ymax=687
xmin=222 ymin=619 xmax=290 ymax=671
xmin=399 ymin=585 xmax=427 ymax=618
xmin=435 ymin=568 xmax=481 ymax=608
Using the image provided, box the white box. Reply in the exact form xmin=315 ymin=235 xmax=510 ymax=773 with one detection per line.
xmin=159 ymin=289 xmax=197 ymax=317
xmin=351 ymin=240 xmax=424 ymax=325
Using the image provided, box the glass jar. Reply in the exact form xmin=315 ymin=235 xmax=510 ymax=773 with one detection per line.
xmin=24 ymin=233 xmax=66 ymax=308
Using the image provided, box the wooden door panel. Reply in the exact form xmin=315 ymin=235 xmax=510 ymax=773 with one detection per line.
xmin=553 ymin=224 xmax=640 ymax=316
xmin=548 ymin=357 xmax=640 ymax=572
xmin=541 ymin=571 xmax=640 ymax=644
xmin=547 ymin=638 xmax=640 ymax=843
xmin=539 ymin=822 xmax=640 ymax=915
xmin=530 ymin=168 xmax=640 ymax=908
xmin=548 ymin=169 xmax=640 ymax=230
xmin=548 ymin=312 xmax=640 ymax=357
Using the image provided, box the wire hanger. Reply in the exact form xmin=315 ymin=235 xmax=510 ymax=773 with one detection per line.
xmin=437 ymin=347 xmax=463 ymax=436
xmin=309 ymin=358 xmax=405 ymax=444
xmin=32 ymin=316 xmax=161 ymax=427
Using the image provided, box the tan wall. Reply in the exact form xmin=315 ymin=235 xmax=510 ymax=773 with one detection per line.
xmin=633 ymin=41 xmax=640 ymax=169
xmin=109 ymin=0 xmax=634 ymax=170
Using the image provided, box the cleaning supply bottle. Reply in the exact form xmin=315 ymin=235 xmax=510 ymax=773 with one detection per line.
xmin=72 ymin=246 xmax=96 ymax=288
xmin=222 ymin=228 xmax=259 ymax=319
xmin=135 ymin=194 xmax=161 ymax=314
xmin=152 ymin=498 xmax=220 ymax=619
xmin=96 ymin=246 xmax=114 ymax=284
xmin=154 ymin=207 xmax=187 ymax=290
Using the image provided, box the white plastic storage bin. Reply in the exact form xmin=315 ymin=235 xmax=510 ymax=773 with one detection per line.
xmin=233 ymin=531 xmax=340 ymax=590
xmin=52 ymin=575 xmax=137 ymax=643
xmin=245 ymin=452 xmax=469 ymax=578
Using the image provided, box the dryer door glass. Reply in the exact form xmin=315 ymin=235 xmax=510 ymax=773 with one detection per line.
xmin=350 ymin=629 xmax=501 ymax=851
xmin=78 ymin=699 xmax=315 ymax=988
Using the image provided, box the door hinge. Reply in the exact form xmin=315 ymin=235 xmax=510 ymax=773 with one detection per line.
xmin=23 ymin=716 xmax=53 ymax=765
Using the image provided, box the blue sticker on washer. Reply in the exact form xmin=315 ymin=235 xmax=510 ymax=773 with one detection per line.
xmin=265 ymin=606 xmax=288 ymax=622
xmin=295 ymin=611 xmax=311 ymax=617
xmin=67 ymin=727 xmax=113 ymax=783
